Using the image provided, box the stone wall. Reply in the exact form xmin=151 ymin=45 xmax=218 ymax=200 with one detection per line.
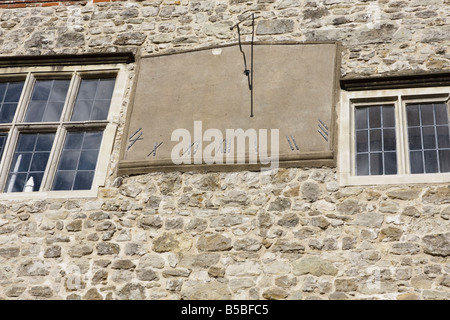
xmin=0 ymin=0 xmax=449 ymax=300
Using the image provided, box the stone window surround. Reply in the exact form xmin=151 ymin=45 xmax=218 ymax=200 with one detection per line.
xmin=0 ymin=57 xmax=130 ymax=200
xmin=339 ymin=85 xmax=450 ymax=187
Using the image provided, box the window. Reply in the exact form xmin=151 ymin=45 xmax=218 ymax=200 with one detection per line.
xmin=0 ymin=60 xmax=128 ymax=198
xmin=339 ymin=86 xmax=450 ymax=186
xmin=406 ymin=103 xmax=450 ymax=174
xmin=355 ymin=105 xmax=397 ymax=176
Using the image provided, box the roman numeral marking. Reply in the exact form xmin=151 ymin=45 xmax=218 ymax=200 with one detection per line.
xmin=318 ymin=119 xmax=329 ymax=142
xmin=147 ymin=142 xmax=163 ymax=157
xmin=128 ymin=128 xmax=143 ymax=150
xmin=286 ymin=135 xmax=299 ymax=151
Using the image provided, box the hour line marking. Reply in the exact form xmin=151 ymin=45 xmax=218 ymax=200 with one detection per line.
xmin=147 ymin=142 xmax=163 ymax=157
xmin=318 ymin=119 xmax=329 ymax=142
xmin=128 ymin=128 xmax=143 ymax=150
xmin=286 ymin=135 xmax=294 ymax=151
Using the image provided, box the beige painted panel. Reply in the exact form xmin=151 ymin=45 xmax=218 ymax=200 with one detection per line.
xmin=120 ymin=42 xmax=338 ymax=172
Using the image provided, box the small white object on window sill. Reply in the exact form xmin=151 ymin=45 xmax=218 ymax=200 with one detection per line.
xmin=23 ymin=176 xmax=34 ymax=192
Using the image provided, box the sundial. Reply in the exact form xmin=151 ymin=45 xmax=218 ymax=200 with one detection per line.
xmin=118 ymin=33 xmax=339 ymax=174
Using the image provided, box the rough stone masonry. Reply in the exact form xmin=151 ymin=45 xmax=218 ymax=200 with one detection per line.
xmin=0 ymin=0 xmax=449 ymax=300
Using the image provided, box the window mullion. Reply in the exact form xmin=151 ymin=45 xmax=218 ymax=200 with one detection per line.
xmin=0 ymin=127 xmax=19 ymax=192
xmin=14 ymin=73 xmax=34 ymax=123
xmin=42 ymin=72 xmax=77 ymax=191
xmin=397 ymin=95 xmax=408 ymax=175
xmin=61 ymin=73 xmax=80 ymax=122
xmin=41 ymin=126 xmax=65 ymax=191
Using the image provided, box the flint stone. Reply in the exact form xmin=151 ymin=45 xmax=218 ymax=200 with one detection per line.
xmin=186 ymin=218 xmax=208 ymax=232
xmin=117 ymin=283 xmax=146 ymax=300
xmin=111 ymin=259 xmax=136 ymax=270
xmin=441 ymin=206 xmax=450 ymax=220
xmin=136 ymin=268 xmax=159 ymax=281
xmin=380 ymin=226 xmax=403 ymax=241
xmin=92 ymin=270 xmax=108 ymax=284
xmin=229 ymin=278 xmax=255 ymax=291
xmin=162 ymin=268 xmax=191 ymax=278
xmin=336 ymin=199 xmax=363 ymax=215
xmin=390 ymin=242 xmax=420 ymax=255
xmin=264 ymin=260 xmax=291 ymax=274
xmin=226 ymin=261 xmax=261 ymax=276
xmin=125 ymin=243 xmax=141 ymax=255
xmin=329 ymin=292 xmax=348 ymax=300
xmin=166 ymin=217 xmax=184 ymax=229
xmin=268 ymin=197 xmax=292 ymax=211
xmin=210 ymin=216 xmax=244 ymax=228
xmin=5 ymin=286 xmax=26 ymax=297
xmin=203 ymin=23 xmax=232 ymax=39
xmin=153 ymin=232 xmax=193 ymax=253
xmin=96 ymin=242 xmax=120 ymax=255
xmin=89 ymin=211 xmax=110 ymax=221
xmin=146 ymin=195 xmax=162 ymax=210
xmin=423 ymin=290 xmax=450 ymax=300
xmin=18 ymin=260 xmax=51 ymax=276
xmin=233 ymin=238 xmax=262 ymax=251
xmin=386 ymin=188 xmax=421 ymax=200
xmin=411 ymin=275 xmax=432 ymax=289
xmin=166 ymin=278 xmax=183 ymax=291
xmin=120 ymin=8 xmax=139 ymax=19
xmin=292 ymin=256 xmax=338 ymax=276
xmin=421 ymin=27 xmax=450 ymax=42
xmin=220 ymin=190 xmax=249 ymax=205
xmin=397 ymin=292 xmax=420 ymax=300
xmin=66 ymin=220 xmax=82 ymax=232
xmin=0 ymin=247 xmax=20 ymax=257
xmin=57 ymin=32 xmax=85 ymax=47
xmin=310 ymin=216 xmax=330 ymax=230
xmin=402 ymin=206 xmax=421 ymax=217
xmin=69 ymin=245 xmax=93 ymax=258
xmin=357 ymin=23 xmax=397 ymax=44
xmin=139 ymin=216 xmax=163 ymax=229
xmin=96 ymin=221 xmax=117 ymax=231
xmin=342 ymin=237 xmax=357 ymax=250
xmin=114 ymin=32 xmax=147 ymax=46
xmin=208 ymin=266 xmax=225 ymax=278
xmin=422 ymin=187 xmax=450 ymax=205
xmin=360 ymin=280 xmax=397 ymax=294
xmin=422 ymin=233 xmax=450 ymax=257
xmin=353 ymin=212 xmax=384 ymax=228
xmin=197 ymin=233 xmax=232 ymax=251
xmin=277 ymin=213 xmax=299 ymax=227
xmin=119 ymin=184 xmax=142 ymax=198
xmin=44 ymin=245 xmax=61 ymax=258
xmin=262 ymin=287 xmax=289 ymax=300
xmin=256 ymin=19 xmax=294 ymax=35
xmin=187 ymin=173 xmax=220 ymax=191
xmin=178 ymin=253 xmax=220 ymax=269
xmin=301 ymin=181 xmax=321 ymax=202
xmin=275 ymin=276 xmax=297 ymax=288
xmin=83 ymin=288 xmax=103 ymax=300
xmin=272 ymin=239 xmax=305 ymax=253
xmin=334 ymin=278 xmax=358 ymax=292
xmin=139 ymin=254 xmax=166 ymax=269
xmin=379 ymin=200 xmax=400 ymax=213
xmin=29 ymin=286 xmax=53 ymax=298
xmin=181 ymin=281 xmax=231 ymax=300
xmin=303 ymin=7 xmax=329 ymax=20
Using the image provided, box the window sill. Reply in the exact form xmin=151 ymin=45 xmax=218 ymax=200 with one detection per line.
xmin=339 ymin=172 xmax=450 ymax=187
xmin=0 ymin=187 xmax=100 ymax=200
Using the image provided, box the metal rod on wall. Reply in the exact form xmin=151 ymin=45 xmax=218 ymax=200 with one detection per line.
xmin=231 ymin=13 xmax=255 ymax=117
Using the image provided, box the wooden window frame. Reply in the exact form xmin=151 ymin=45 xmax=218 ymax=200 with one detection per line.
xmin=339 ymin=86 xmax=450 ymax=186
xmin=0 ymin=62 xmax=128 ymax=199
